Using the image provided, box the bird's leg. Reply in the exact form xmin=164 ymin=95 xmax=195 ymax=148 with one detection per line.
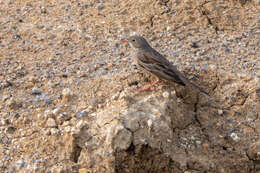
xmin=138 ymin=80 xmax=161 ymax=92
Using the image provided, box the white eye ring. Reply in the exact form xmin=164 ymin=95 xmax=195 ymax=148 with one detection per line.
xmin=132 ymin=39 xmax=136 ymax=42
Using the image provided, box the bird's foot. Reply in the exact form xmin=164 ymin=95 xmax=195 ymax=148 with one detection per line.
xmin=137 ymin=80 xmax=162 ymax=92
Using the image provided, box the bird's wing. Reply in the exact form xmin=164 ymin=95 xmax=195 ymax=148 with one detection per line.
xmin=137 ymin=50 xmax=185 ymax=86
xmin=137 ymin=49 xmax=210 ymax=97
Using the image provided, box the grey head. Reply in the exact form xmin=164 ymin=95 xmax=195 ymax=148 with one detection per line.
xmin=127 ymin=35 xmax=151 ymax=50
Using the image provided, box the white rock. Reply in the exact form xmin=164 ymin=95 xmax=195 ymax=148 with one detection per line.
xmin=64 ymin=126 xmax=71 ymax=132
xmin=218 ymin=109 xmax=223 ymax=115
xmin=162 ymin=91 xmax=170 ymax=98
xmin=230 ymin=133 xmax=240 ymax=142
xmin=76 ymin=120 xmax=85 ymax=129
xmin=147 ymin=119 xmax=153 ymax=127
xmin=52 ymin=108 xmax=60 ymax=115
xmin=46 ymin=118 xmax=56 ymax=127
xmin=50 ymin=128 xmax=60 ymax=135
xmin=62 ymin=88 xmax=73 ymax=97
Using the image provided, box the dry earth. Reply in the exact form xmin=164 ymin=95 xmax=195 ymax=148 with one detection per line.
xmin=0 ymin=0 xmax=260 ymax=172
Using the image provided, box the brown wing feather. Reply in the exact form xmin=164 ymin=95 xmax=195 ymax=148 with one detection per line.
xmin=136 ymin=51 xmax=186 ymax=86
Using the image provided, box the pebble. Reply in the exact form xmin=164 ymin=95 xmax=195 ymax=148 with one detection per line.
xmin=32 ymin=89 xmax=41 ymax=95
xmin=52 ymin=108 xmax=60 ymax=115
xmin=218 ymin=109 xmax=223 ymax=115
xmin=162 ymin=91 xmax=170 ymax=98
xmin=147 ymin=119 xmax=153 ymax=127
xmin=91 ymin=98 xmax=98 ymax=105
xmin=44 ymin=97 xmax=52 ymax=104
xmin=230 ymin=132 xmax=240 ymax=142
xmin=225 ymin=48 xmax=231 ymax=53
xmin=96 ymin=3 xmax=103 ymax=10
xmin=64 ymin=126 xmax=71 ymax=133
xmin=8 ymin=168 xmax=15 ymax=173
xmin=12 ymin=34 xmax=20 ymax=39
xmin=76 ymin=120 xmax=85 ymax=128
xmin=50 ymin=128 xmax=60 ymax=135
xmin=46 ymin=118 xmax=57 ymax=127
xmin=79 ymin=168 xmax=88 ymax=173
xmin=16 ymin=160 xmax=25 ymax=168
xmin=112 ymin=93 xmax=120 ymax=100
xmin=6 ymin=98 xmax=21 ymax=110
xmin=62 ymin=88 xmax=73 ymax=102
xmin=76 ymin=111 xmax=88 ymax=118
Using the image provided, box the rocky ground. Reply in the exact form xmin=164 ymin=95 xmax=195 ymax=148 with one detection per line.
xmin=0 ymin=0 xmax=260 ymax=172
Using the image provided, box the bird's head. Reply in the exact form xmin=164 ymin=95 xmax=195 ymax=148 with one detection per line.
xmin=124 ymin=35 xmax=150 ymax=49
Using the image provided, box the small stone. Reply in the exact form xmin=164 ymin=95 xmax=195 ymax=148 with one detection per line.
xmin=44 ymin=129 xmax=51 ymax=135
xmin=162 ymin=91 xmax=170 ymax=98
xmin=79 ymin=168 xmax=88 ymax=173
xmin=147 ymin=119 xmax=153 ymax=127
xmin=113 ymin=128 xmax=132 ymax=150
xmin=112 ymin=93 xmax=120 ymax=100
xmin=16 ymin=160 xmax=25 ymax=168
xmin=76 ymin=111 xmax=88 ymax=118
xmin=8 ymin=168 xmax=15 ymax=173
xmin=6 ymin=98 xmax=21 ymax=110
xmin=96 ymin=3 xmax=103 ymax=9
xmin=107 ymin=62 xmax=113 ymax=68
xmin=62 ymin=88 xmax=73 ymax=103
xmin=91 ymin=98 xmax=98 ymax=105
xmin=50 ymin=128 xmax=60 ymax=135
xmin=32 ymin=88 xmax=41 ymax=95
xmin=64 ymin=126 xmax=71 ymax=132
xmin=46 ymin=118 xmax=56 ymax=127
xmin=52 ymin=108 xmax=60 ymax=115
xmin=6 ymin=126 xmax=16 ymax=134
xmin=225 ymin=48 xmax=231 ymax=53
xmin=44 ymin=97 xmax=52 ymax=104
xmin=44 ymin=110 xmax=53 ymax=117
xmin=12 ymin=34 xmax=21 ymax=39
xmin=230 ymin=133 xmax=240 ymax=142
xmin=203 ymin=143 xmax=209 ymax=149
xmin=1 ymin=119 xmax=10 ymax=125
xmin=76 ymin=120 xmax=85 ymax=128
xmin=218 ymin=109 xmax=223 ymax=115
xmin=196 ymin=141 xmax=202 ymax=145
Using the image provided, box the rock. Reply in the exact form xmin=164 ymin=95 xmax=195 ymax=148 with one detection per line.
xmin=62 ymin=88 xmax=73 ymax=103
xmin=76 ymin=111 xmax=88 ymax=118
xmin=112 ymin=127 xmax=132 ymax=150
xmin=32 ymin=88 xmax=41 ymax=95
xmin=247 ymin=140 xmax=260 ymax=160
xmin=16 ymin=160 xmax=25 ymax=168
xmin=44 ymin=97 xmax=52 ymax=104
xmin=91 ymin=98 xmax=98 ymax=105
xmin=162 ymin=91 xmax=170 ymax=98
xmin=12 ymin=34 xmax=20 ymax=39
xmin=6 ymin=98 xmax=22 ymax=110
xmin=50 ymin=128 xmax=60 ymax=135
xmin=79 ymin=168 xmax=88 ymax=173
xmin=218 ymin=109 xmax=223 ymax=115
xmin=46 ymin=118 xmax=57 ymax=128
xmin=230 ymin=133 xmax=240 ymax=142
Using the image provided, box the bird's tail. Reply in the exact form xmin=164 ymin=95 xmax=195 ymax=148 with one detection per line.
xmin=177 ymin=72 xmax=210 ymax=97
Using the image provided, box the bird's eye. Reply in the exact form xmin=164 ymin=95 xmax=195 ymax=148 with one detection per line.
xmin=132 ymin=39 xmax=135 ymax=42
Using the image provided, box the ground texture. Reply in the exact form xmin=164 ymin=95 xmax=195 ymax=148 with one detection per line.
xmin=0 ymin=0 xmax=260 ymax=172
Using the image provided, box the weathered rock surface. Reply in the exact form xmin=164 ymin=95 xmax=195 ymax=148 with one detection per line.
xmin=0 ymin=0 xmax=259 ymax=172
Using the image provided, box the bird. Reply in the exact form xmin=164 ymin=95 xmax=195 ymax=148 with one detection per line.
xmin=124 ymin=35 xmax=209 ymax=97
